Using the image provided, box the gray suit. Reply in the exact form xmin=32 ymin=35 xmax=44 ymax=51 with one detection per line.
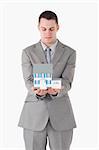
xmin=18 ymin=40 xmax=77 ymax=131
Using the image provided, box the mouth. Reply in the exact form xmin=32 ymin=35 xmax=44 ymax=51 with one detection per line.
xmin=45 ymin=37 xmax=52 ymax=39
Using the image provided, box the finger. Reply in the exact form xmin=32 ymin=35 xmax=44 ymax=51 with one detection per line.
xmin=34 ymin=88 xmax=38 ymax=91
xmin=34 ymin=89 xmax=41 ymax=94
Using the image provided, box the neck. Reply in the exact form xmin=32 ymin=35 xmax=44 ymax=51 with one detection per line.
xmin=41 ymin=39 xmax=57 ymax=47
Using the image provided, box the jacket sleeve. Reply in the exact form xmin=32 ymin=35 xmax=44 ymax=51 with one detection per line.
xmin=21 ymin=49 xmax=46 ymax=99
xmin=21 ymin=49 xmax=34 ymax=95
xmin=50 ymin=50 xmax=76 ymax=99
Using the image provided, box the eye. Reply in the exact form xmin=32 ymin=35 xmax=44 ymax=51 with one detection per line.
xmin=50 ymin=28 xmax=54 ymax=31
xmin=41 ymin=28 xmax=46 ymax=31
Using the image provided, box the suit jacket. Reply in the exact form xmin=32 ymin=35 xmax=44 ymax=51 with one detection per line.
xmin=18 ymin=40 xmax=77 ymax=131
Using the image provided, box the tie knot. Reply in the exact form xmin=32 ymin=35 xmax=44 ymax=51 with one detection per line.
xmin=45 ymin=48 xmax=51 ymax=52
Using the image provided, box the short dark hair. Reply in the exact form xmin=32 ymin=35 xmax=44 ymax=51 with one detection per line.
xmin=39 ymin=10 xmax=58 ymax=24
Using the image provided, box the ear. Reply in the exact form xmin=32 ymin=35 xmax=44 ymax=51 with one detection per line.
xmin=57 ymin=24 xmax=59 ymax=31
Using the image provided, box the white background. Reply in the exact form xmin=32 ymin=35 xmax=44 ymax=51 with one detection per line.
xmin=0 ymin=1 xmax=98 ymax=150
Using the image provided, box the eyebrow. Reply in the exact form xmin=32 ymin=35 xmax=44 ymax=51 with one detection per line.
xmin=41 ymin=26 xmax=55 ymax=29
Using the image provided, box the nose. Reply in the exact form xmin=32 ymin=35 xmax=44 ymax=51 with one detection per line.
xmin=46 ymin=30 xmax=52 ymax=35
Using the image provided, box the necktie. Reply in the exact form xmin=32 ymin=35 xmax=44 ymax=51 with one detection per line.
xmin=45 ymin=48 xmax=51 ymax=64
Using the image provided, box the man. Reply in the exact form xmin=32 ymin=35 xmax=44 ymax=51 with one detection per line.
xmin=18 ymin=10 xmax=77 ymax=150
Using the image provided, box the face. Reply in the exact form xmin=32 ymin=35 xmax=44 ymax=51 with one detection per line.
xmin=38 ymin=18 xmax=59 ymax=46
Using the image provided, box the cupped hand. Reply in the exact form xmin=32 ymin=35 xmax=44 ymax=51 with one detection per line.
xmin=47 ymin=88 xmax=61 ymax=95
xmin=31 ymin=87 xmax=48 ymax=96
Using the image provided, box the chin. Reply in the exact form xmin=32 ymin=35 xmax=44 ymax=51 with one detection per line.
xmin=44 ymin=39 xmax=53 ymax=44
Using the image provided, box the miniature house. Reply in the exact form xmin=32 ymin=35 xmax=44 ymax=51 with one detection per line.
xmin=33 ymin=64 xmax=61 ymax=89
xmin=33 ymin=64 xmax=53 ymax=89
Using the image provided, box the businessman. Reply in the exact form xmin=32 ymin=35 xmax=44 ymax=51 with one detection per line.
xmin=18 ymin=10 xmax=77 ymax=150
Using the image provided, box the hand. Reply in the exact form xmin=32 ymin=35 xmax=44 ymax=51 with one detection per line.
xmin=47 ymin=88 xmax=61 ymax=95
xmin=31 ymin=86 xmax=48 ymax=96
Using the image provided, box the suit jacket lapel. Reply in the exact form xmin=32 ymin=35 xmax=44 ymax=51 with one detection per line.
xmin=33 ymin=41 xmax=47 ymax=63
xmin=52 ymin=40 xmax=65 ymax=68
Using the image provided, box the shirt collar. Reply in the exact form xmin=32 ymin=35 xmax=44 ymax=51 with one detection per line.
xmin=40 ymin=39 xmax=58 ymax=53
